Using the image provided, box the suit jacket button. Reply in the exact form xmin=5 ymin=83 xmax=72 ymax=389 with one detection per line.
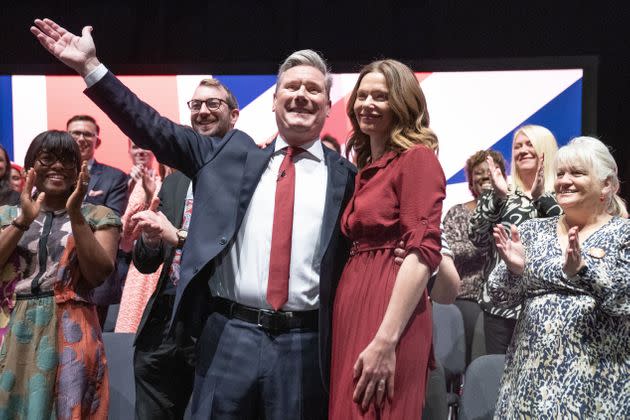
xmin=219 ymin=237 xmax=227 ymax=245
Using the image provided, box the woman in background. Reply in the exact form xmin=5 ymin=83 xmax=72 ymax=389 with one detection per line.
xmin=0 ymin=145 xmax=20 ymax=206
xmin=489 ymin=136 xmax=629 ymax=417
xmin=468 ymin=125 xmax=561 ymax=354
xmin=442 ymin=149 xmax=507 ymax=359
xmin=115 ymin=140 xmax=165 ymax=333
xmin=9 ymin=163 xmax=25 ymax=193
xmin=330 ymin=59 xmax=444 ymax=418
xmin=0 ymin=130 xmax=120 ymax=418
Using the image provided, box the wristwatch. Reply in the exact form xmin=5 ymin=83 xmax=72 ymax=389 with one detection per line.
xmin=176 ymin=229 xmax=188 ymax=249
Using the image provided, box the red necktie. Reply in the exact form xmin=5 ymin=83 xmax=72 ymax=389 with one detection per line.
xmin=267 ymin=146 xmax=302 ymax=310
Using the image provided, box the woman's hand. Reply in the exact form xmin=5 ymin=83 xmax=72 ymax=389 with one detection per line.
xmin=563 ymin=226 xmax=585 ymax=277
xmin=493 ymin=224 xmax=525 ymax=275
xmin=530 ymin=153 xmax=545 ymax=200
xmin=16 ymin=168 xmax=45 ymax=226
xmin=141 ymin=168 xmax=157 ymax=201
xmin=487 ymin=155 xmax=509 ymax=200
xmin=66 ymin=161 xmax=89 ymax=218
xmin=352 ymin=337 xmax=396 ymax=411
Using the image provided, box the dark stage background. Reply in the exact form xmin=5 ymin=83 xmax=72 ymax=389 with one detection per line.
xmin=1 ymin=1 xmax=628 ymax=201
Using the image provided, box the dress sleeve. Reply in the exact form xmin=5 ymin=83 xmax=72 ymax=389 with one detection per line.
xmin=0 ymin=206 xmax=18 ymax=228
xmin=81 ymin=204 xmax=123 ymax=231
xmin=396 ymin=146 xmax=445 ymax=272
xmin=468 ymin=190 xmax=506 ymax=249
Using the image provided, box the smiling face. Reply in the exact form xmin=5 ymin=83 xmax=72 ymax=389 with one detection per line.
xmin=471 ymin=161 xmax=493 ymax=197
xmin=190 ymin=85 xmax=238 ymax=137
xmin=555 ymin=162 xmax=607 ymax=212
xmin=33 ymin=150 xmax=78 ymax=196
xmin=353 ymin=71 xmax=394 ymax=145
xmin=67 ymin=120 xmax=100 ymax=162
xmin=273 ymin=65 xmax=331 ymax=146
xmin=512 ymin=133 xmax=539 ymax=175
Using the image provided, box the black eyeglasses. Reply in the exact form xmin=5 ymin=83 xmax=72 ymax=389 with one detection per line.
xmin=187 ymin=98 xmax=229 ymax=112
xmin=37 ymin=153 xmax=77 ymax=169
xmin=69 ymin=130 xmax=97 ymax=140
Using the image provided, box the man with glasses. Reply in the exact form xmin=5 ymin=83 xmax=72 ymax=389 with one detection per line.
xmin=67 ymin=114 xmax=129 ymax=327
xmin=131 ymin=78 xmax=239 ymax=420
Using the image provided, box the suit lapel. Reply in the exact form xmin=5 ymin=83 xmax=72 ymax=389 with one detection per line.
xmin=318 ymin=150 xmax=349 ymax=257
xmin=236 ymin=141 xmax=276 ymax=224
xmin=87 ymin=161 xmax=103 ymax=197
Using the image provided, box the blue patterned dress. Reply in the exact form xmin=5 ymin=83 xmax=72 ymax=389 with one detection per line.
xmin=488 ymin=216 xmax=630 ymax=418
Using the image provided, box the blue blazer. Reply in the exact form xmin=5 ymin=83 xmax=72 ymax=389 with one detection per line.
xmin=85 ymin=160 xmax=128 ymax=217
xmin=86 ymin=71 xmax=356 ymax=386
xmin=85 ymin=160 xmax=129 ymax=306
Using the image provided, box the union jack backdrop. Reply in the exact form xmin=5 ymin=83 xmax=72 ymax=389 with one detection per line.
xmin=0 ymin=69 xmax=582 ymax=213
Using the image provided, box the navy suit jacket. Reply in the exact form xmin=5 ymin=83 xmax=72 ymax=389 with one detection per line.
xmin=85 ymin=71 xmax=356 ymax=386
xmin=85 ymin=160 xmax=129 ymax=305
xmin=85 ymin=160 xmax=128 ymax=217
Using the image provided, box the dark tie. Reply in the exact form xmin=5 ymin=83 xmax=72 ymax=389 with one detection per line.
xmin=267 ymin=146 xmax=302 ymax=310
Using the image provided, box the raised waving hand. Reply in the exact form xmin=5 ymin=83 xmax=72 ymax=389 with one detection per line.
xmin=30 ymin=18 xmax=101 ymax=76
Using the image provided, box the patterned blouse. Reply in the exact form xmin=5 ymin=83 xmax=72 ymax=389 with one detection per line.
xmin=487 ymin=216 xmax=630 ymax=418
xmin=0 ymin=204 xmax=121 ymax=300
xmin=468 ymin=189 xmax=561 ymax=319
xmin=442 ymin=203 xmax=484 ymax=300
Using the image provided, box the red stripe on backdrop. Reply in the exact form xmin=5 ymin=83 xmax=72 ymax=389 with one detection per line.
xmin=45 ymin=75 xmax=181 ymax=172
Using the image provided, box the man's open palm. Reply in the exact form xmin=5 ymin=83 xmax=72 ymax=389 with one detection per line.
xmin=30 ymin=18 xmax=100 ymax=76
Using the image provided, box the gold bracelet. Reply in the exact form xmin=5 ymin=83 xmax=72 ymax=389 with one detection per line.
xmin=11 ymin=219 xmax=30 ymax=232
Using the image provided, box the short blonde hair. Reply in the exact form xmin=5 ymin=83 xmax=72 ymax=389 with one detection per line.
xmin=556 ymin=136 xmax=627 ymax=217
xmin=510 ymin=125 xmax=558 ymax=193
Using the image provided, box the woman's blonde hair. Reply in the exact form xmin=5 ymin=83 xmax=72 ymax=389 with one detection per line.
xmin=510 ymin=125 xmax=558 ymax=193
xmin=345 ymin=59 xmax=438 ymax=168
xmin=556 ymin=136 xmax=628 ymax=217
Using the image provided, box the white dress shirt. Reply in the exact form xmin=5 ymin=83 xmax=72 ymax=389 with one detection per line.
xmin=210 ymin=136 xmax=328 ymax=310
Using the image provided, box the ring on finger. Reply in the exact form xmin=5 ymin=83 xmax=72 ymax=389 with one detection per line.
xmin=377 ymin=379 xmax=386 ymax=389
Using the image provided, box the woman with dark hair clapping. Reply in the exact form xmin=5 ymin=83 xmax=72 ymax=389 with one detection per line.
xmin=0 ymin=130 xmax=121 ymax=418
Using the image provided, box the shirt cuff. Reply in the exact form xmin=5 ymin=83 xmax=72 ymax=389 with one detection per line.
xmin=84 ymin=64 xmax=108 ymax=88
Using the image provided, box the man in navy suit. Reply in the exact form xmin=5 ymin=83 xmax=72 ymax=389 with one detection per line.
xmin=32 ymin=19 xmax=356 ymax=419
xmin=66 ymin=114 xmax=128 ymax=325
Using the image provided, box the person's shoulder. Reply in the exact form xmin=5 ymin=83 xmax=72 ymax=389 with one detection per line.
xmin=322 ymin=146 xmax=357 ymax=174
xmin=80 ymin=203 xmax=122 ymax=228
xmin=520 ymin=215 xmax=558 ymax=232
xmin=95 ymin=161 xmax=127 ymax=178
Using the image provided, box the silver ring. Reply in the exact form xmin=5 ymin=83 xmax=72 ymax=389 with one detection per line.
xmin=378 ymin=379 xmax=386 ymax=389
xmin=82 ymin=181 xmax=89 ymax=186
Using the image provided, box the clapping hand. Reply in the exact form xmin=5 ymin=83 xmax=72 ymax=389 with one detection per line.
xmin=66 ymin=161 xmax=90 ymax=219
xmin=530 ymin=153 xmax=545 ymax=200
xmin=30 ymin=18 xmax=101 ymax=76
xmin=131 ymin=197 xmax=178 ymax=248
xmin=493 ymin=224 xmax=525 ymax=275
xmin=487 ymin=155 xmax=509 ymax=200
xmin=563 ymin=226 xmax=585 ymax=277
xmin=15 ymin=169 xmax=45 ymax=227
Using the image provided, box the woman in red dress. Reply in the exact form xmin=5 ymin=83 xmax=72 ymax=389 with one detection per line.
xmin=329 ymin=60 xmax=445 ymax=419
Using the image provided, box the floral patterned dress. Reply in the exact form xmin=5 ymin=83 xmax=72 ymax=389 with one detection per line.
xmin=487 ymin=216 xmax=630 ymax=418
xmin=0 ymin=204 xmax=121 ymax=420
